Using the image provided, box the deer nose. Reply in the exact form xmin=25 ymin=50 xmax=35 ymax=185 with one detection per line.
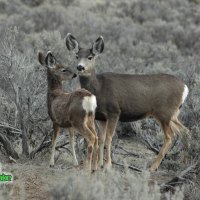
xmin=72 ymin=73 xmax=77 ymax=78
xmin=77 ymin=65 xmax=85 ymax=71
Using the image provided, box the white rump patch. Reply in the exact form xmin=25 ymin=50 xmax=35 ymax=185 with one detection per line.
xmin=82 ymin=95 xmax=97 ymax=113
xmin=182 ymin=84 xmax=189 ymax=104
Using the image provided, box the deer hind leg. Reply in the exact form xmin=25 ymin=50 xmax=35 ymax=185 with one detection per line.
xmin=87 ymin=115 xmax=99 ymax=172
xmin=172 ymin=117 xmax=190 ymax=147
xmin=172 ymin=116 xmax=190 ymax=164
xmin=104 ymin=117 xmax=119 ymax=171
xmin=68 ymin=127 xmax=78 ymax=166
xmin=172 ymin=109 xmax=190 ymax=135
xmin=150 ymin=122 xmax=174 ymax=172
xmin=76 ymin=122 xmax=95 ymax=172
xmin=97 ymin=121 xmax=108 ymax=168
xmin=49 ymin=124 xmax=60 ymax=167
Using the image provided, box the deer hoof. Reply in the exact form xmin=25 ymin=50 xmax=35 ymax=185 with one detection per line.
xmin=149 ymin=165 xmax=158 ymax=172
xmin=103 ymin=162 xmax=112 ymax=172
xmin=49 ymin=164 xmax=54 ymax=168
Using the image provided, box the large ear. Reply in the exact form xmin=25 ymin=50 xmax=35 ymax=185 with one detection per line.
xmin=45 ymin=51 xmax=56 ymax=68
xmin=92 ymin=36 xmax=104 ymax=55
xmin=65 ymin=33 xmax=79 ymax=53
xmin=38 ymin=51 xmax=46 ymax=66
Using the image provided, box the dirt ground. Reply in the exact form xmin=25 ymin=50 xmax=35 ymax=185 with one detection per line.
xmin=0 ymin=137 xmax=176 ymax=200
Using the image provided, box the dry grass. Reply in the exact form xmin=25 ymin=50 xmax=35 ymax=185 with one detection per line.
xmin=0 ymin=137 xmax=185 ymax=200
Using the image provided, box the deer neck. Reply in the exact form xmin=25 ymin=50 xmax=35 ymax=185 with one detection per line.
xmin=79 ymin=69 xmax=99 ymax=93
xmin=47 ymin=70 xmax=63 ymax=98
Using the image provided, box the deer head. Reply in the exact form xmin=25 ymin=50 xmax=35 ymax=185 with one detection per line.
xmin=38 ymin=51 xmax=77 ymax=81
xmin=65 ymin=33 xmax=104 ymax=76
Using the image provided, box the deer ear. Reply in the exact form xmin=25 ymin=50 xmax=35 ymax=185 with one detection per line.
xmin=38 ymin=51 xmax=46 ymax=66
xmin=92 ymin=36 xmax=104 ymax=55
xmin=45 ymin=51 xmax=56 ymax=68
xmin=65 ymin=33 xmax=79 ymax=53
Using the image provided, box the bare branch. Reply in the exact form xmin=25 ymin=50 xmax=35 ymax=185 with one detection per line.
xmin=111 ymin=160 xmax=143 ymax=173
xmin=30 ymin=132 xmax=68 ymax=159
xmin=117 ymin=145 xmax=142 ymax=158
xmin=55 ymin=142 xmax=70 ymax=150
xmin=0 ymin=133 xmax=19 ymax=159
xmin=0 ymin=122 xmax=21 ymax=133
xmin=30 ymin=130 xmax=51 ymax=159
xmin=8 ymin=156 xmax=17 ymax=163
xmin=160 ymin=163 xmax=197 ymax=193
xmin=140 ymin=134 xmax=160 ymax=154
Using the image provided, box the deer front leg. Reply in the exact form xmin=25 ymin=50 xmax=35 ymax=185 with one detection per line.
xmin=68 ymin=128 xmax=78 ymax=166
xmin=49 ymin=124 xmax=60 ymax=167
xmin=104 ymin=117 xmax=118 ymax=171
xmin=97 ymin=121 xmax=108 ymax=168
xmin=87 ymin=116 xmax=99 ymax=172
xmin=77 ymin=124 xmax=95 ymax=172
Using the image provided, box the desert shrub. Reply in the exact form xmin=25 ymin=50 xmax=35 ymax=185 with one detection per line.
xmin=21 ymin=0 xmax=45 ymax=7
xmin=49 ymin=170 xmax=183 ymax=200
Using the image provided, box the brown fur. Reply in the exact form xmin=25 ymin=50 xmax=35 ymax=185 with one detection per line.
xmin=65 ymin=34 xmax=189 ymax=172
xmin=81 ymin=68 xmax=188 ymax=172
xmin=38 ymin=52 xmax=98 ymax=172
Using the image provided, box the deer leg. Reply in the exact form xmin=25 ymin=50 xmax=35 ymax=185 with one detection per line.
xmin=150 ymin=122 xmax=174 ymax=172
xmin=172 ymin=110 xmax=190 ymax=136
xmin=84 ymin=126 xmax=95 ymax=172
xmin=49 ymin=124 xmax=60 ymax=167
xmin=172 ymin=118 xmax=190 ymax=164
xmin=104 ymin=117 xmax=118 ymax=171
xmin=97 ymin=121 xmax=108 ymax=168
xmin=68 ymin=127 xmax=78 ymax=166
xmin=76 ymin=123 xmax=95 ymax=172
xmin=87 ymin=116 xmax=99 ymax=172
xmin=171 ymin=109 xmax=190 ymax=162
xmin=172 ymin=118 xmax=190 ymax=146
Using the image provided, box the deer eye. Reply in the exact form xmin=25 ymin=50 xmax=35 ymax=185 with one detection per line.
xmin=76 ymin=55 xmax=79 ymax=59
xmin=88 ymin=56 xmax=93 ymax=60
xmin=61 ymin=69 xmax=67 ymax=72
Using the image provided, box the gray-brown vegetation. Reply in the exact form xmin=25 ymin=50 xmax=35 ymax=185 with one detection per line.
xmin=0 ymin=0 xmax=200 ymax=199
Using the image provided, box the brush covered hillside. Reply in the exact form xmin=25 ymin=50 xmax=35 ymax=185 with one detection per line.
xmin=0 ymin=0 xmax=200 ymax=199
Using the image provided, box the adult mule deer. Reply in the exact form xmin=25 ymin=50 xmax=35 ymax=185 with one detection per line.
xmin=38 ymin=51 xmax=98 ymax=172
xmin=65 ymin=34 xmax=189 ymax=172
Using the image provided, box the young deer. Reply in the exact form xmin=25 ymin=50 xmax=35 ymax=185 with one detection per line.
xmin=38 ymin=51 xmax=98 ymax=172
xmin=65 ymin=33 xmax=189 ymax=172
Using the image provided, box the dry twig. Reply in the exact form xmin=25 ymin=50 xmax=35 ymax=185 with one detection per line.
xmin=160 ymin=163 xmax=197 ymax=193
xmin=0 ymin=132 xmax=19 ymax=159
xmin=111 ymin=160 xmax=143 ymax=173
xmin=117 ymin=145 xmax=141 ymax=157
